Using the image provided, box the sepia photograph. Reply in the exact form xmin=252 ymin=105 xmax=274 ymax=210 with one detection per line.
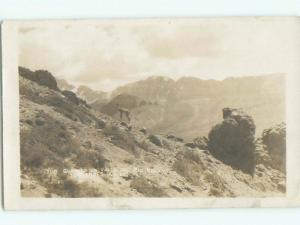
xmin=2 ymin=18 xmax=300 ymax=209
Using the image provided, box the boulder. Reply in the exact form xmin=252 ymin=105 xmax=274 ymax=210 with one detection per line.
xmin=166 ymin=135 xmax=184 ymax=142
xmin=96 ymin=119 xmax=106 ymax=129
xmin=166 ymin=135 xmax=176 ymax=139
xmin=140 ymin=128 xmax=147 ymax=135
xmin=193 ymin=136 xmax=208 ymax=150
xmin=35 ymin=118 xmax=45 ymax=126
xmin=277 ymin=181 xmax=286 ymax=192
xmin=148 ymin=134 xmax=162 ymax=147
xmin=82 ymin=140 xmax=92 ymax=149
xmin=175 ymin=137 xmax=184 ymax=142
xmin=19 ymin=67 xmax=59 ymax=91
xmin=208 ymin=108 xmax=256 ymax=174
xmin=120 ymin=122 xmax=129 ymax=128
xmin=185 ymin=142 xmax=197 ymax=148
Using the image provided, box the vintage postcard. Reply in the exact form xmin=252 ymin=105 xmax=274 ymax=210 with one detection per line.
xmin=2 ymin=18 xmax=300 ymax=210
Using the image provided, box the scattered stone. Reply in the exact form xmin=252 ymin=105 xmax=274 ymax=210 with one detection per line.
xmin=185 ymin=142 xmax=197 ymax=148
xmin=96 ymin=119 xmax=106 ymax=129
xmin=203 ymin=150 xmax=210 ymax=155
xmin=148 ymin=134 xmax=162 ymax=147
xmin=140 ymin=127 xmax=147 ymax=135
xmin=256 ymin=172 xmax=263 ymax=177
xmin=82 ymin=140 xmax=92 ymax=149
xmin=184 ymin=186 xmax=195 ymax=193
xmin=209 ymin=187 xmax=222 ymax=197
xmin=167 ymin=134 xmax=176 ymax=139
xmin=170 ymin=184 xmax=183 ymax=193
xmin=121 ymin=173 xmax=135 ymax=181
xmin=256 ymin=164 xmax=266 ymax=172
xmin=94 ymin=144 xmax=104 ymax=151
xmin=193 ymin=136 xmax=208 ymax=150
xmin=25 ymin=119 xmax=33 ymax=126
xmin=166 ymin=135 xmax=184 ymax=142
xmin=175 ymin=137 xmax=184 ymax=142
xmin=277 ymin=181 xmax=286 ymax=192
xmin=123 ymin=158 xmax=134 ymax=164
xmin=35 ymin=118 xmax=45 ymax=126
xmin=120 ymin=121 xmax=128 ymax=127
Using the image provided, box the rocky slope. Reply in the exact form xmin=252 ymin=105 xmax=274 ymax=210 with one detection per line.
xmin=19 ymin=67 xmax=286 ymax=198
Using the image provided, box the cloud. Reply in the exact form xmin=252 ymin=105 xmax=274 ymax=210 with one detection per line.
xmin=18 ymin=19 xmax=298 ymax=91
xmin=19 ymin=23 xmax=151 ymax=89
xmin=137 ymin=25 xmax=222 ymax=59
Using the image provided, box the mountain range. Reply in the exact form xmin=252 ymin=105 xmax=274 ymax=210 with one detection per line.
xmin=58 ymin=74 xmax=285 ymax=141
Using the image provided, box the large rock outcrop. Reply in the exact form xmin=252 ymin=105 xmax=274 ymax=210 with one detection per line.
xmin=19 ymin=67 xmax=59 ymax=91
xmin=208 ymin=108 xmax=256 ymax=174
xmin=261 ymin=122 xmax=286 ymax=173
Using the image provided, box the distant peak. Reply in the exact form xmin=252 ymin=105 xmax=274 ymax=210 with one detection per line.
xmin=223 ymin=73 xmax=285 ymax=81
xmin=146 ymin=76 xmax=174 ymax=82
xmin=78 ymin=85 xmax=92 ymax=91
xmin=176 ymin=76 xmax=200 ymax=81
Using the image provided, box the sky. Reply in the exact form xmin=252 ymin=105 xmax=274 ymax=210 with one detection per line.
xmin=18 ymin=18 xmax=299 ymax=92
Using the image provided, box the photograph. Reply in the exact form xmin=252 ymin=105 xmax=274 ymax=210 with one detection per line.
xmin=2 ymin=18 xmax=300 ymax=209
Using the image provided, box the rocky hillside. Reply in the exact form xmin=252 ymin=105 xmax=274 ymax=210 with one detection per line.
xmin=19 ymin=67 xmax=285 ymax=198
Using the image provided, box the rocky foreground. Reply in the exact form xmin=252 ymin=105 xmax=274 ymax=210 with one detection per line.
xmin=19 ymin=68 xmax=286 ymax=198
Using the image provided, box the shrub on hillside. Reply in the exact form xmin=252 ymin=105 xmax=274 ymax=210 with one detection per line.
xmin=130 ymin=176 xmax=168 ymax=197
xmin=103 ymin=124 xmax=138 ymax=154
xmin=46 ymin=176 xmax=103 ymax=197
xmin=73 ymin=149 xmax=108 ymax=170
xmin=20 ymin=112 xmax=80 ymax=169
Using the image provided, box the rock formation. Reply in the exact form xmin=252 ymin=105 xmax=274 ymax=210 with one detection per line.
xmin=19 ymin=67 xmax=58 ymax=90
xmin=208 ymin=108 xmax=256 ymax=174
xmin=261 ymin=122 xmax=286 ymax=173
